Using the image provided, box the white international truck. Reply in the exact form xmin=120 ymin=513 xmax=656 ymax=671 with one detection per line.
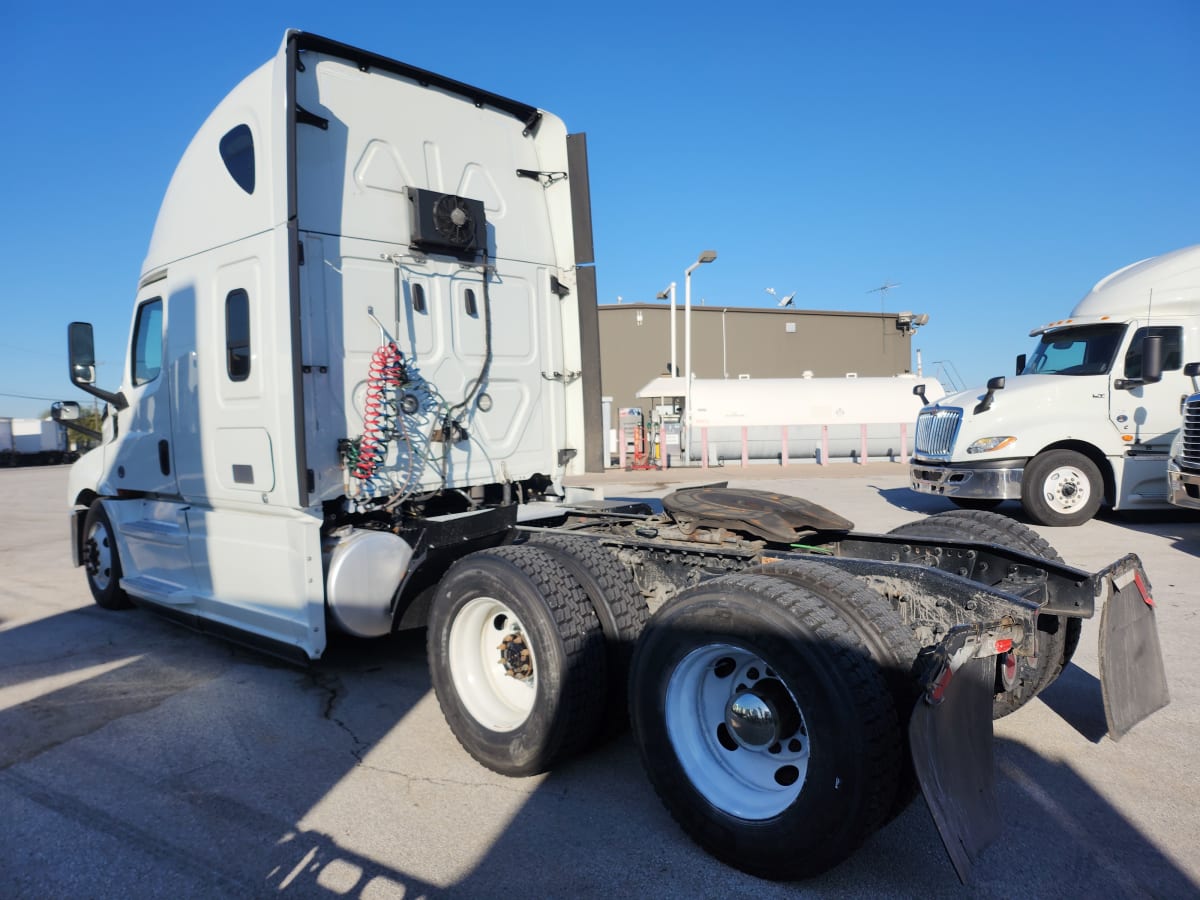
xmin=910 ymin=244 xmax=1200 ymax=526
xmin=54 ymin=31 xmax=1168 ymax=885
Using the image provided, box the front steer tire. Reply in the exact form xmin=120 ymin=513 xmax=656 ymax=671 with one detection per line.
xmin=1021 ymin=449 xmax=1104 ymax=526
xmin=629 ymin=574 xmax=902 ymax=881
xmin=82 ymin=503 xmax=132 ymax=610
xmin=428 ymin=545 xmax=607 ymax=777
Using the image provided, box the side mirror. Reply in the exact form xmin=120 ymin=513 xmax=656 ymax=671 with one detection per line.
xmin=1015 ymin=353 xmax=1026 ymax=375
xmin=974 ymin=376 xmax=1006 ymax=414
xmin=51 ymin=401 xmax=81 ymax=421
xmin=68 ymin=322 xmax=97 ymax=387
xmin=66 ymin=321 xmax=128 ymax=410
xmin=1141 ymin=335 xmax=1164 ymax=386
xmin=1184 ymin=362 xmax=1200 ymax=377
xmin=51 ymin=400 xmax=102 ymax=441
xmin=912 ymin=383 xmax=928 ymax=405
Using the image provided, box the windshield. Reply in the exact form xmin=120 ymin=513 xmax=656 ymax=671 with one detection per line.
xmin=1022 ymin=323 xmax=1126 ymax=376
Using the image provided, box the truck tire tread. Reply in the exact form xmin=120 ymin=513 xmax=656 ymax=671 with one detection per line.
xmin=630 ymin=573 xmax=902 ymax=880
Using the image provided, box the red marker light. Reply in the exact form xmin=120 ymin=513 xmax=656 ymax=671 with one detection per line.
xmin=994 ymin=639 xmax=1013 ymax=654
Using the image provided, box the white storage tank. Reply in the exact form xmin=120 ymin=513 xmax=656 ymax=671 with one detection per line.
xmin=637 ymin=374 xmax=945 ymax=463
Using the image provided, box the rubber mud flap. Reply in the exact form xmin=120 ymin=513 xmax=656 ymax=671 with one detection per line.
xmin=1098 ymin=565 xmax=1169 ymax=740
xmin=909 ymin=656 xmax=999 ymax=885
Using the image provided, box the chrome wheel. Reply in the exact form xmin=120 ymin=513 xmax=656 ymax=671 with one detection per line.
xmin=665 ymin=643 xmax=810 ymax=819
xmin=1038 ymin=463 xmax=1092 ymax=514
xmin=85 ymin=520 xmax=115 ymax=592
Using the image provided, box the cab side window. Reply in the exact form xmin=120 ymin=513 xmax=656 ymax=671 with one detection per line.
xmin=1124 ymin=326 xmax=1183 ymax=379
xmin=226 ymin=289 xmax=251 ymax=381
xmin=132 ymin=299 xmax=163 ymax=386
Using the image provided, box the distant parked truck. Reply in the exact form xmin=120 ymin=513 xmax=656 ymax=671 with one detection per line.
xmin=910 ymin=244 xmax=1200 ymax=526
xmin=0 ymin=418 xmax=68 ymax=466
xmin=1167 ymin=361 xmax=1200 ymax=510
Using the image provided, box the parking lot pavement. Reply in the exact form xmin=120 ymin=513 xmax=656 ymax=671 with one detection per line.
xmin=2 ymin=464 xmax=1198 ymax=898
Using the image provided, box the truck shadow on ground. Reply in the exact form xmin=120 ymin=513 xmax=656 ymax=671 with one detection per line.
xmin=1 ymin=604 xmax=1195 ymax=898
xmin=1036 ymin=664 xmax=1109 ymax=743
xmin=1101 ymin=509 xmax=1200 ymax=557
xmin=875 ymin=486 xmax=1200 ymax=548
xmin=871 ymin=486 xmax=972 ymax=516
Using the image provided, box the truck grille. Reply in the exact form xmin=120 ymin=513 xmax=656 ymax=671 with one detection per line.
xmin=1182 ymin=394 xmax=1200 ymax=472
xmin=914 ymin=407 xmax=962 ymax=459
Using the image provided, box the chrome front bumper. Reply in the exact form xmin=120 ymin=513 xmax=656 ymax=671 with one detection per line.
xmin=1167 ymin=461 xmax=1200 ymax=511
xmin=910 ymin=460 xmax=1024 ymax=500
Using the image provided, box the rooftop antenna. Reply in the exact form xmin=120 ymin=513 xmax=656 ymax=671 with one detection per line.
xmin=867 ymin=281 xmax=901 ymax=311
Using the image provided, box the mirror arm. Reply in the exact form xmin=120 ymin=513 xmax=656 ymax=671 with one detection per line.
xmin=75 ymin=383 xmax=128 ymax=411
xmin=60 ymin=420 xmax=103 ymax=442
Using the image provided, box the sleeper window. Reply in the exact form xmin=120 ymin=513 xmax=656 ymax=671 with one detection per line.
xmin=226 ymin=289 xmax=251 ymax=381
xmin=219 ymin=124 xmax=255 ymax=194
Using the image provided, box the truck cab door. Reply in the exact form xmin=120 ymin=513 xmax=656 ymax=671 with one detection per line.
xmin=109 ymin=294 xmax=179 ymax=495
xmin=1109 ymin=324 xmax=1184 ymax=448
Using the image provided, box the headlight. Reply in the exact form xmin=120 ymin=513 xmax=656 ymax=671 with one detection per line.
xmin=966 ymin=436 xmax=1016 ymax=454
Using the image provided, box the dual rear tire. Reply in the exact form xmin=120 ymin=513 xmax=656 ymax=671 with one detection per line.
xmin=427 ymin=541 xmax=647 ymax=777
xmin=629 ymin=572 xmax=910 ymax=880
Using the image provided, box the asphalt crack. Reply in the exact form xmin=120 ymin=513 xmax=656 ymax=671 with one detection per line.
xmin=305 ymin=671 xmax=369 ymax=763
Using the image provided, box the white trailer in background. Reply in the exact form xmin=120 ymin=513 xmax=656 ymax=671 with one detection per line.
xmin=0 ymin=418 xmax=68 ymax=465
xmin=54 ymin=30 xmax=1167 ymax=886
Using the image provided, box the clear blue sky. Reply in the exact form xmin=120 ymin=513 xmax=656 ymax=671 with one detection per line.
xmin=2 ymin=1 xmax=1197 ymax=417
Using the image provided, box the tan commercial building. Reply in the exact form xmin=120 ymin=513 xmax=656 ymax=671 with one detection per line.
xmin=598 ymin=303 xmax=924 ymax=417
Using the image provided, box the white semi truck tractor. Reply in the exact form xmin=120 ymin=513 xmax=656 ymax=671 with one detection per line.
xmin=53 ymin=31 xmax=1168 ymax=885
xmin=910 ymin=244 xmax=1200 ymax=526
xmin=1167 ymin=361 xmax=1200 ymax=510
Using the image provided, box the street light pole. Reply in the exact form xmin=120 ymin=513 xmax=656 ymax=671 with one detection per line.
xmin=683 ymin=250 xmax=717 ymax=463
xmin=656 ymin=282 xmax=677 ymax=375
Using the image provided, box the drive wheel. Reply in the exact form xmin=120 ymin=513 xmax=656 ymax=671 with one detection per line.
xmin=82 ymin=503 xmax=132 ymax=610
xmin=758 ymin=560 xmax=922 ymax=820
xmin=629 ymin=574 xmax=901 ymax=880
xmin=524 ymin=533 xmax=648 ymax=733
xmin=889 ymin=509 xmax=1078 ymax=717
xmin=428 ymin=545 xmax=607 ymax=776
xmin=1021 ymin=449 xmax=1103 ymax=526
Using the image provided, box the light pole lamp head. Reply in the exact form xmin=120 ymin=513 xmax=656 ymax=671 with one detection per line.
xmin=686 ymin=251 xmax=718 ymax=277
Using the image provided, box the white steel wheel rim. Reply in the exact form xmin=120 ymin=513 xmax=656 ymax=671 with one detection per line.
xmin=1041 ymin=464 xmax=1091 ymax=513
xmin=448 ymin=596 xmax=537 ymax=732
xmin=86 ymin=521 xmax=114 ymax=591
xmin=665 ymin=643 xmax=810 ymax=820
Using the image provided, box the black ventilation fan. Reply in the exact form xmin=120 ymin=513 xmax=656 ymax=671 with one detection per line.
xmin=407 ymin=187 xmax=487 ymax=259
